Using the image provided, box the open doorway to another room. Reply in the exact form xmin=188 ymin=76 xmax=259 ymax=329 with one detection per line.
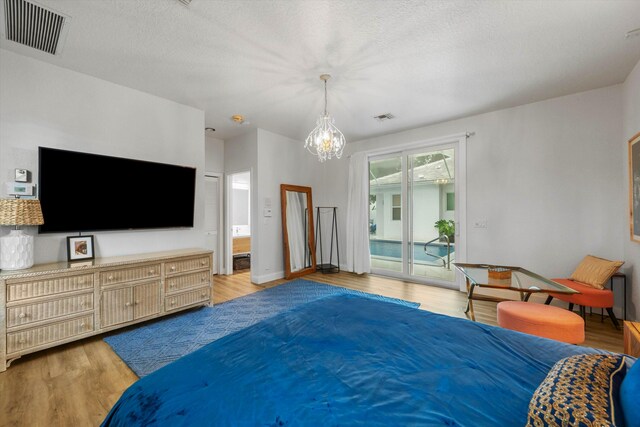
xmin=227 ymin=171 xmax=251 ymax=275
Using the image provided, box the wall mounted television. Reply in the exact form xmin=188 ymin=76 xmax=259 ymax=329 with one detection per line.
xmin=38 ymin=147 xmax=196 ymax=234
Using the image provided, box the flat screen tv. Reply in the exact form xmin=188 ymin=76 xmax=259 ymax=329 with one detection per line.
xmin=38 ymin=147 xmax=196 ymax=234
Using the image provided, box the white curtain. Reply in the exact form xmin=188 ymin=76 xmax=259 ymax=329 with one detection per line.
xmin=286 ymin=191 xmax=306 ymax=272
xmin=346 ymin=152 xmax=371 ymax=274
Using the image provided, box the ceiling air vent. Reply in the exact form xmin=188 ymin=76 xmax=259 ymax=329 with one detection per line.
xmin=176 ymin=0 xmax=193 ymax=6
xmin=3 ymin=0 xmax=69 ymax=55
xmin=374 ymin=113 xmax=395 ymax=122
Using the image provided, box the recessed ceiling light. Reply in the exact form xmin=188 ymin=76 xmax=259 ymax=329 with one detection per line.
xmin=230 ymin=115 xmax=250 ymax=125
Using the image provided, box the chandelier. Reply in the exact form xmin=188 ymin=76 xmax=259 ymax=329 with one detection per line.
xmin=305 ymin=74 xmax=346 ymax=162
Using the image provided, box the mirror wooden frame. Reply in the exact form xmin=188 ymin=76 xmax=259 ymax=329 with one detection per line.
xmin=630 ymin=131 xmax=640 ymax=243
xmin=280 ymin=184 xmax=316 ymax=279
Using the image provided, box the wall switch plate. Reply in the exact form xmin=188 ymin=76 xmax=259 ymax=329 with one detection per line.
xmin=15 ymin=169 xmax=29 ymax=183
xmin=263 ymin=208 xmax=272 ymax=217
xmin=473 ymin=220 xmax=488 ymax=229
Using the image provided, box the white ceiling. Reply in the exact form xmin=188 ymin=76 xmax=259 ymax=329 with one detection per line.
xmin=1 ymin=0 xmax=639 ymax=143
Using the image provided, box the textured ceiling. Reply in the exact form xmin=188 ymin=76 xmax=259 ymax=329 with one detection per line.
xmin=1 ymin=0 xmax=639 ymax=142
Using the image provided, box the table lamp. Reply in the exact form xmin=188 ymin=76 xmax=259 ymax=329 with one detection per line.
xmin=0 ymin=198 xmax=44 ymax=270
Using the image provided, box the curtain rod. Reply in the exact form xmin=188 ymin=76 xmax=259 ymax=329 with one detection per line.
xmin=346 ymin=131 xmax=475 ymax=158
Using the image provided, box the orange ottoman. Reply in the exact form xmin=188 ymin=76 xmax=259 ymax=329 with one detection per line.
xmin=497 ymin=301 xmax=585 ymax=344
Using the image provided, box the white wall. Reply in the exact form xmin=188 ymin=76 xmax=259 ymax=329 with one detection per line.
xmin=313 ymin=84 xmax=626 ymax=312
xmin=231 ymin=188 xmax=249 ymax=226
xmin=0 ymin=49 xmax=206 ymax=263
xmin=253 ymin=129 xmax=310 ymax=283
xmin=224 ymin=128 xmax=310 ymax=283
xmin=371 ymin=184 xmax=441 ymax=242
xmin=623 ymin=59 xmax=640 ymax=321
xmin=205 ymin=135 xmax=224 ymax=173
xmin=224 ymin=130 xmax=258 ymax=279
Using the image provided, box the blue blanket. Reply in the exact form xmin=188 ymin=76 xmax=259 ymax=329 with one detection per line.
xmin=103 ymin=279 xmax=420 ymax=377
xmin=102 ymin=294 xmax=602 ymax=426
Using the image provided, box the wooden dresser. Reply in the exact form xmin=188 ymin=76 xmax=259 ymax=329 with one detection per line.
xmin=0 ymin=248 xmax=212 ymax=372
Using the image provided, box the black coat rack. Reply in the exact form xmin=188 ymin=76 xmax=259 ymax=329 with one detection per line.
xmin=315 ymin=207 xmax=340 ymax=274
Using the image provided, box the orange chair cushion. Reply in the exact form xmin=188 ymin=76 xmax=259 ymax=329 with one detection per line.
xmin=549 ymin=278 xmax=614 ymax=308
xmin=497 ymin=301 xmax=585 ymax=344
xmin=569 ymin=255 xmax=623 ymax=289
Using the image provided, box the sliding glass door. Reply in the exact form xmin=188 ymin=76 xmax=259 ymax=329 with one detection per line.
xmin=407 ymin=147 xmax=456 ymax=283
xmin=369 ymin=143 xmax=460 ymax=287
xmin=369 ymin=154 xmax=404 ymax=274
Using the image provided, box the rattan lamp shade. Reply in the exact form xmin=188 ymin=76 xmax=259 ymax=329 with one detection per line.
xmin=0 ymin=198 xmax=44 ymax=226
xmin=0 ymin=198 xmax=44 ymax=270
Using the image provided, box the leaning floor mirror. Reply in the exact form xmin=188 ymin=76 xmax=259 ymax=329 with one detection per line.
xmin=280 ymin=184 xmax=316 ymax=279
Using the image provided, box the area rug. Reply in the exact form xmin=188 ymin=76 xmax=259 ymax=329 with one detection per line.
xmin=103 ymin=279 xmax=420 ymax=377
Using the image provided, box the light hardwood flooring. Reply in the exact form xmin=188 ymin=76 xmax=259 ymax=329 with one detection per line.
xmin=0 ymin=271 xmax=624 ymax=427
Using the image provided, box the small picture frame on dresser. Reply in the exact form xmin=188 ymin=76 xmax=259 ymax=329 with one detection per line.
xmin=67 ymin=235 xmax=95 ymax=262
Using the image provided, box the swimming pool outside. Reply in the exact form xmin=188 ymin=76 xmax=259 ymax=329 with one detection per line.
xmin=369 ymin=239 xmax=454 ymax=265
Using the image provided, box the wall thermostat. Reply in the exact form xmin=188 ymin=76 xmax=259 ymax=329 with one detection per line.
xmin=6 ymin=182 xmax=34 ymax=196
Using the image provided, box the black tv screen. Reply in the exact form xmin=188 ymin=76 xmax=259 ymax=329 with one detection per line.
xmin=38 ymin=147 xmax=196 ymax=234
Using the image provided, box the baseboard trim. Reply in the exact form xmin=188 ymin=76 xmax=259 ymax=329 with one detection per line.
xmin=252 ymin=270 xmax=285 ymax=285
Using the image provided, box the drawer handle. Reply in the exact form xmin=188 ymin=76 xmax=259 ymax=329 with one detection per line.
xmin=201 ymin=276 xmax=206 ymax=281
xmin=170 ymin=300 xmax=176 ymax=305
xmin=170 ymin=266 xmax=176 ymax=271
xmin=148 ymin=269 xmax=155 ymax=275
xmin=108 ymin=275 xmax=114 ymax=280
xmin=78 ymin=279 xmax=85 ymax=284
xmin=80 ymin=322 xmax=86 ymax=328
xmin=200 ymin=293 xmax=207 ymax=298
xmin=201 ymin=260 xmax=206 ymax=265
xmin=80 ymin=301 xmax=85 ymax=306
xmin=169 ymin=284 xmax=175 ymax=288
xmin=18 ymin=312 xmax=27 ymax=319
xmin=125 ymin=302 xmax=132 ymax=307
xmin=134 ymin=301 xmax=140 ymax=305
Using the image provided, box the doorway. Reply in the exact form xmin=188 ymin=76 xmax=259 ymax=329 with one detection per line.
xmin=226 ymin=171 xmax=251 ymax=275
xmin=368 ymin=139 xmax=465 ymax=289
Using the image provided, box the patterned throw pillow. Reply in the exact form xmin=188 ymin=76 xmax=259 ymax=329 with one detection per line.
xmin=570 ymin=255 xmax=624 ymax=289
xmin=527 ymin=354 xmax=627 ymax=427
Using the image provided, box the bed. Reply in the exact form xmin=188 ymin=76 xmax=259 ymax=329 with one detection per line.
xmin=102 ymin=293 xmax=637 ymax=426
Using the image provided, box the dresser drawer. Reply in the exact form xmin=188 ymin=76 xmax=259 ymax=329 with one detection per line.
xmin=6 ymin=274 xmax=94 ymax=302
xmin=166 ymin=256 xmax=210 ymax=276
xmin=165 ymin=271 xmax=210 ymax=294
xmin=7 ymin=314 xmax=94 ymax=354
xmin=101 ymin=263 xmax=161 ymax=286
xmin=7 ymin=292 xmax=94 ymax=328
xmin=165 ymin=286 xmax=210 ymax=312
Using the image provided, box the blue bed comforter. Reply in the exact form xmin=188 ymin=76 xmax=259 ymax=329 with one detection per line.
xmin=102 ymin=294 xmax=603 ymax=426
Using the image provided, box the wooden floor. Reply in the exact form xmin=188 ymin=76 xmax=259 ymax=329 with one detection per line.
xmin=0 ymin=271 xmax=624 ymax=427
